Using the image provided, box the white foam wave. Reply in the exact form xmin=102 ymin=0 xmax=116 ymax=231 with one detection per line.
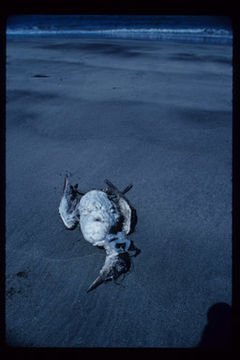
xmin=6 ymin=27 xmax=232 ymax=42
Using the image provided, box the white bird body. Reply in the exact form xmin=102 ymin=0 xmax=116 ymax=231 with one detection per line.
xmin=79 ymin=190 xmax=120 ymax=246
xmin=58 ymin=176 xmax=139 ymax=292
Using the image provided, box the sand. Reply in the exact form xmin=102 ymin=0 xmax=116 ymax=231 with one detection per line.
xmin=6 ymin=36 xmax=232 ymax=347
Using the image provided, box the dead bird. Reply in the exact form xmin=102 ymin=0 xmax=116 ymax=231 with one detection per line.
xmin=58 ymin=175 xmax=140 ymax=293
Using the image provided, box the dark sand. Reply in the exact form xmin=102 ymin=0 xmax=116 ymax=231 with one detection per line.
xmin=6 ymin=37 xmax=232 ymax=347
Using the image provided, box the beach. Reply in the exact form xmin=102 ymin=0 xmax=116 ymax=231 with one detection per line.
xmin=6 ymin=37 xmax=232 ymax=347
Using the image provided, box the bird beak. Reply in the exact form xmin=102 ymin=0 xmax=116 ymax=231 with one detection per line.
xmin=86 ymin=275 xmax=105 ymax=293
xmin=63 ymin=174 xmax=69 ymax=193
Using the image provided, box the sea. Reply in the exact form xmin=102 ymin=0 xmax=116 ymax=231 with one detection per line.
xmin=6 ymin=15 xmax=232 ymax=45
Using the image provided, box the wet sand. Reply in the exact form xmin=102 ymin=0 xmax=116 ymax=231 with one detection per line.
xmin=6 ymin=37 xmax=232 ymax=347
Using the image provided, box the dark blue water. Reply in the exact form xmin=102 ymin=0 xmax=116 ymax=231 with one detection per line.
xmin=6 ymin=15 xmax=232 ymax=44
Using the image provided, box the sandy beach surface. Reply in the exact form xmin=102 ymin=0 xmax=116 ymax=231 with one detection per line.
xmin=6 ymin=37 xmax=232 ymax=347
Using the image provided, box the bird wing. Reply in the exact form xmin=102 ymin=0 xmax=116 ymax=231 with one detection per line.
xmin=105 ymin=179 xmax=137 ymax=235
xmin=58 ymin=174 xmax=82 ymax=230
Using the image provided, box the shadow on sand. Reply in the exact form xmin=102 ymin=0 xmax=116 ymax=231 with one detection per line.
xmin=197 ymin=302 xmax=232 ymax=348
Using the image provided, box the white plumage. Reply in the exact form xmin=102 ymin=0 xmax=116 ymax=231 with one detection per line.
xmin=79 ymin=190 xmax=120 ymax=245
xmin=58 ymin=175 xmax=139 ymax=292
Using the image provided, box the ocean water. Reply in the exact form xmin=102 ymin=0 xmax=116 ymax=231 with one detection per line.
xmin=6 ymin=15 xmax=232 ymax=45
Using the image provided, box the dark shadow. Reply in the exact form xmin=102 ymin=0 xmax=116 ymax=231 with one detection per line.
xmin=32 ymin=74 xmax=49 ymax=78
xmin=178 ymin=108 xmax=231 ymax=130
xmin=7 ymin=89 xmax=58 ymax=103
xmin=197 ymin=302 xmax=232 ymax=348
xmin=39 ymin=42 xmax=144 ymax=58
xmin=169 ymin=53 xmax=232 ymax=65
